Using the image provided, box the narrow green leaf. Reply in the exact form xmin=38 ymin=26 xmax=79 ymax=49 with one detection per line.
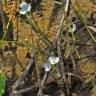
xmin=0 ymin=73 xmax=6 ymax=96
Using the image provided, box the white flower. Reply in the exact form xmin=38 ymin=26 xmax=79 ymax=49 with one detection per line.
xmin=19 ymin=1 xmax=31 ymax=15
xmin=43 ymin=63 xmax=51 ymax=72
xmin=48 ymin=56 xmax=60 ymax=65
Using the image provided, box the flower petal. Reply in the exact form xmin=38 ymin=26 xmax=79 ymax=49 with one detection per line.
xmin=49 ymin=56 xmax=60 ymax=65
xmin=20 ymin=1 xmax=27 ymax=8
xmin=27 ymin=4 xmax=31 ymax=12
xmin=43 ymin=63 xmax=51 ymax=72
xmin=19 ymin=9 xmax=27 ymax=15
xmin=19 ymin=1 xmax=31 ymax=14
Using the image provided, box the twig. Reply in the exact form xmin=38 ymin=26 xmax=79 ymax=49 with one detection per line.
xmin=0 ymin=0 xmax=7 ymax=41
xmin=16 ymin=0 xmax=19 ymax=45
xmin=37 ymin=72 xmax=49 ymax=96
xmin=76 ymin=51 xmax=96 ymax=61
xmin=28 ymin=12 xmax=42 ymax=96
xmin=14 ymin=58 xmax=35 ymax=89
xmin=2 ymin=0 xmax=16 ymax=40
xmin=55 ymin=1 xmax=71 ymax=95
xmin=12 ymin=85 xmax=37 ymax=95
xmin=70 ymin=54 xmax=76 ymax=70
xmin=56 ymin=0 xmax=70 ymax=82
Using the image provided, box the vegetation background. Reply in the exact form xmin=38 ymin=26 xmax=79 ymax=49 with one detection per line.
xmin=0 ymin=0 xmax=96 ymax=96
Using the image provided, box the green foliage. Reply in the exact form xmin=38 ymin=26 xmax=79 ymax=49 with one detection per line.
xmin=51 ymin=64 xmax=57 ymax=73
xmin=0 ymin=73 xmax=6 ymax=96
